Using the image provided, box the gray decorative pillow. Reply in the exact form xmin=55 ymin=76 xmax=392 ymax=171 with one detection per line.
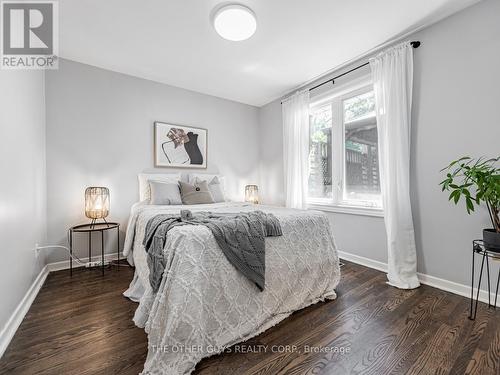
xmin=149 ymin=180 xmax=182 ymax=205
xmin=195 ymin=176 xmax=225 ymax=202
xmin=179 ymin=180 xmax=215 ymax=205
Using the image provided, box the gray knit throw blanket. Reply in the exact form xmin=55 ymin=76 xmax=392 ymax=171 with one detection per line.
xmin=143 ymin=210 xmax=282 ymax=293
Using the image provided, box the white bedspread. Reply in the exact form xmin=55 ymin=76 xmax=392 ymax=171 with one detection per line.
xmin=123 ymin=202 xmax=340 ymax=375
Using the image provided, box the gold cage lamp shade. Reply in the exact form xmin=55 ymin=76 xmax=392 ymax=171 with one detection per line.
xmin=85 ymin=187 xmax=110 ymax=225
xmin=245 ymin=185 xmax=259 ymax=204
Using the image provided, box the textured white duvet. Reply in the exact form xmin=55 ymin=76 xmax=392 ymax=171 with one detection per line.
xmin=123 ymin=202 xmax=340 ymax=375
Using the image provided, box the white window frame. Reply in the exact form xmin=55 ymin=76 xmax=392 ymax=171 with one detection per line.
xmin=307 ymin=75 xmax=384 ymax=218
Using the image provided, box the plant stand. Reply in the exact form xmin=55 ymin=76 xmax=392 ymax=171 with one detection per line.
xmin=469 ymin=240 xmax=500 ymax=320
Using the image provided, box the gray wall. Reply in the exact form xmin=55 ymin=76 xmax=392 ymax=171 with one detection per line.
xmin=0 ymin=71 xmax=46 ymax=334
xmin=258 ymin=99 xmax=285 ymax=206
xmin=45 ymin=59 xmax=260 ymax=262
xmin=258 ymin=0 xmax=500 ymax=283
xmin=411 ymin=0 xmax=499 ymax=282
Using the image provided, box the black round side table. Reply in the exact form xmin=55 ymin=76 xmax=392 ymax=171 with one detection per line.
xmin=69 ymin=222 xmax=120 ymax=276
xmin=469 ymin=240 xmax=500 ymax=320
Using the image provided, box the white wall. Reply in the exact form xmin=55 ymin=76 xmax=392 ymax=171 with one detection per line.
xmin=45 ymin=59 xmax=260 ymax=262
xmin=0 ymin=71 xmax=46 ymax=334
xmin=259 ymin=0 xmax=500 ymax=285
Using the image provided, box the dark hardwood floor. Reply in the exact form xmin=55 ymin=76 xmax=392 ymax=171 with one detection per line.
xmin=1 ymin=261 xmax=499 ymax=375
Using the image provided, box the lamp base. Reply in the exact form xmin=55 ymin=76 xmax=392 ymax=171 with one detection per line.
xmin=89 ymin=218 xmax=110 ymax=229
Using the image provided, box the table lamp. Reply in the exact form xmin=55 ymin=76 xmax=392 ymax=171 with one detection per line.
xmin=85 ymin=187 xmax=110 ymax=227
xmin=245 ymin=185 xmax=259 ymax=204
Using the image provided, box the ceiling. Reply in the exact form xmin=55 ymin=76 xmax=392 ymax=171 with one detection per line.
xmin=59 ymin=0 xmax=479 ymax=107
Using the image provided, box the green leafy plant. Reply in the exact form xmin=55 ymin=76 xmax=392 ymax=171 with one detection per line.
xmin=440 ymin=156 xmax=500 ymax=232
xmin=311 ymin=131 xmax=327 ymax=144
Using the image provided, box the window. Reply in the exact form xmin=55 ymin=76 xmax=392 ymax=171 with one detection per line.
xmin=308 ymin=80 xmax=382 ymax=211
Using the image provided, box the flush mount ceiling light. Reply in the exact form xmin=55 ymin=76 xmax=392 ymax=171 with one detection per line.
xmin=213 ymin=4 xmax=257 ymax=41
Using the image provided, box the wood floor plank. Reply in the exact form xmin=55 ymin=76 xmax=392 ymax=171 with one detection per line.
xmin=196 ymin=268 xmax=391 ymax=374
xmin=448 ymin=303 xmax=495 ymax=375
xmin=327 ymin=291 xmax=444 ymax=374
xmin=301 ymin=289 xmax=428 ymax=375
xmin=259 ymin=285 xmax=420 ymax=375
xmin=0 ymin=261 xmax=499 ymax=375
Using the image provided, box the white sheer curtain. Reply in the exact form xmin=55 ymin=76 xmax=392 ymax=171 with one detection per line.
xmin=370 ymin=42 xmax=420 ymax=289
xmin=282 ymin=90 xmax=310 ymax=209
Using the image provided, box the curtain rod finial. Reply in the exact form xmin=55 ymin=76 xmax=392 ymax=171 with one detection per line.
xmin=410 ymin=41 xmax=421 ymax=48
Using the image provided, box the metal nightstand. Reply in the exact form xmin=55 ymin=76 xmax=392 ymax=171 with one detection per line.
xmin=69 ymin=222 xmax=120 ymax=276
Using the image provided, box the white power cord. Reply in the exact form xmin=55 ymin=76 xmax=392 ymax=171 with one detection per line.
xmin=36 ymin=244 xmax=130 ymax=268
xmin=36 ymin=228 xmax=129 ymax=268
xmin=36 ymin=245 xmax=87 ymax=265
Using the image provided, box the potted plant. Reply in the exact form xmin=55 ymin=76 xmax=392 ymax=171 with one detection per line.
xmin=440 ymin=156 xmax=500 ymax=251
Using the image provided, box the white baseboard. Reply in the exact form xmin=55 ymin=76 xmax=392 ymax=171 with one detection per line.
xmin=338 ymin=250 xmax=499 ymax=308
xmin=0 ymin=252 xmax=126 ymax=358
xmin=0 ymin=265 xmax=49 ymax=358
xmin=338 ymin=250 xmax=388 ymax=273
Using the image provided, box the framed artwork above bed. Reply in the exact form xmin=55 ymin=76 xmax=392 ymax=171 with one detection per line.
xmin=154 ymin=122 xmax=207 ymax=168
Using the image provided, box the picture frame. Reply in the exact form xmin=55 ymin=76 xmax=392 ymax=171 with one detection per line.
xmin=154 ymin=122 xmax=207 ymax=169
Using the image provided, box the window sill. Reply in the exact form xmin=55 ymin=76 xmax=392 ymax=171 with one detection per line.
xmin=308 ymin=203 xmax=384 ymax=218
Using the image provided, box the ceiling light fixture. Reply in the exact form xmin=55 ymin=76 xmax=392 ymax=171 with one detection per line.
xmin=213 ymin=4 xmax=257 ymax=41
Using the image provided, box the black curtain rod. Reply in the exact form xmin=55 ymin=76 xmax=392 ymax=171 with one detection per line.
xmin=281 ymin=41 xmax=421 ymax=104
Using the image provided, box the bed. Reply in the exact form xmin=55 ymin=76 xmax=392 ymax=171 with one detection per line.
xmin=123 ymin=200 xmax=340 ymax=375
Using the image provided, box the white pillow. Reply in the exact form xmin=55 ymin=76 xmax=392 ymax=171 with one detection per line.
xmin=194 ymin=176 xmax=225 ymax=202
xmin=138 ymin=173 xmax=181 ymax=202
xmin=189 ymin=174 xmax=225 ymax=188
xmin=189 ymin=174 xmax=226 ymax=201
xmin=149 ymin=181 xmax=183 ymax=205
